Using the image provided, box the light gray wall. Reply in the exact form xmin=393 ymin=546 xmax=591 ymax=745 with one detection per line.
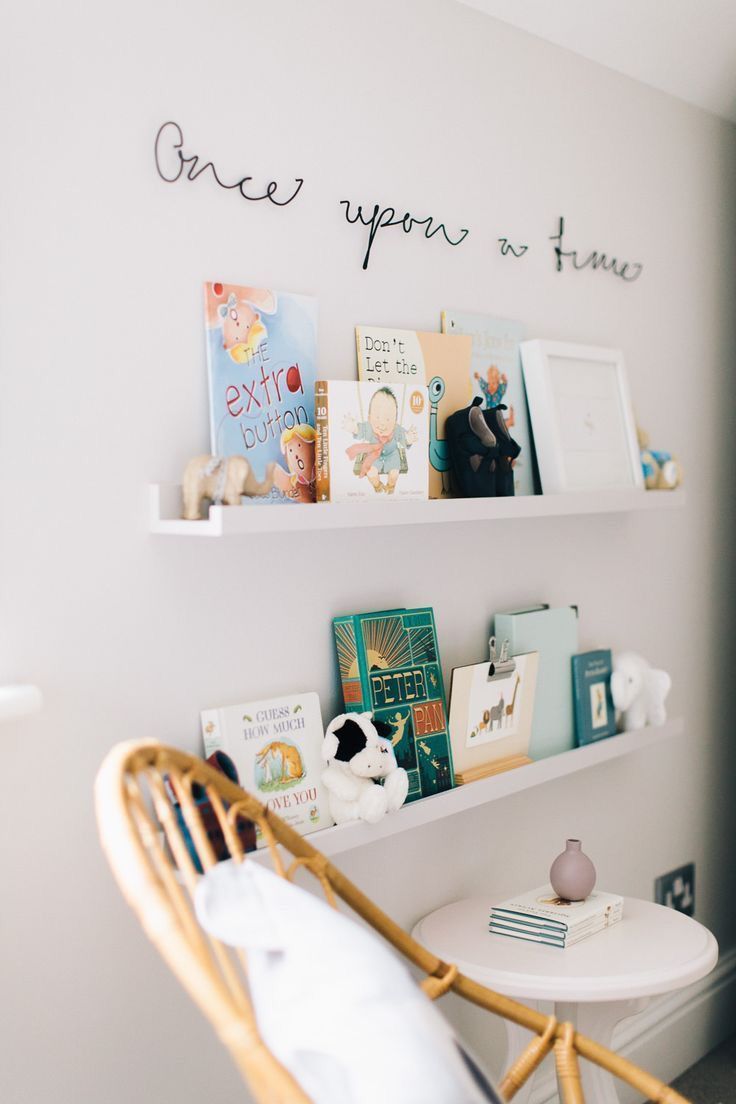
xmin=1 ymin=2 xmax=735 ymax=1101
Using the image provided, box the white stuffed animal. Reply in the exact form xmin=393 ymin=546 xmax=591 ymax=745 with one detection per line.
xmin=610 ymin=651 xmax=671 ymax=730
xmin=321 ymin=712 xmax=409 ymax=825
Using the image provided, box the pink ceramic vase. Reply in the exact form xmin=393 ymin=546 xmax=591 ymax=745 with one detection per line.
xmin=549 ymin=839 xmax=596 ymax=901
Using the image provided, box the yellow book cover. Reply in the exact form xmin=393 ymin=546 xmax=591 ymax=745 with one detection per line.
xmin=355 ymin=327 xmax=472 ymax=498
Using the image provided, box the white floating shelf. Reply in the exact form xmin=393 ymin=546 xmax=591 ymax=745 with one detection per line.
xmin=149 ymin=483 xmax=685 ymax=537
xmin=308 ymin=720 xmax=682 ymax=858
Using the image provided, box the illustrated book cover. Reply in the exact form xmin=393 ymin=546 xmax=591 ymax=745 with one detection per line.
xmin=448 ymin=651 xmax=539 ymax=783
xmin=493 ymin=605 xmax=579 ymax=761
xmin=572 ymin=649 xmax=617 ymax=746
xmin=201 ymin=690 xmax=332 ymax=844
xmin=204 ymin=282 xmax=319 ymax=505
xmin=315 ymin=380 xmax=429 ymax=502
xmin=441 ymin=310 xmax=535 ymax=495
xmin=333 ymin=607 xmax=454 ymax=801
xmin=354 ymin=326 xmax=472 ymax=498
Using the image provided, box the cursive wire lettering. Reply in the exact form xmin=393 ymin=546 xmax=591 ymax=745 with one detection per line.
xmin=550 ymin=216 xmax=643 ymax=282
xmin=154 ymin=121 xmax=304 ymax=207
xmin=498 ymin=238 xmax=528 ymax=258
xmin=340 ymin=199 xmax=469 ymax=270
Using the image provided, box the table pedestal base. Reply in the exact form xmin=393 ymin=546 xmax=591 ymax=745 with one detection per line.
xmin=503 ymin=998 xmax=649 ymax=1104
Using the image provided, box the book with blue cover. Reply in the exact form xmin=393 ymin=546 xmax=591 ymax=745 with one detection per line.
xmin=441 ymin=310 xmax=535 ymax=495
xmin=493 ymin=605 xmax=578 ymax=760
xmin=333 ymin=607 xmax=454 ymax=802
xmin=572 ymin=650 xmax=617 ymax=746
xmin=204 ymin=282 xmax=318 ymax=504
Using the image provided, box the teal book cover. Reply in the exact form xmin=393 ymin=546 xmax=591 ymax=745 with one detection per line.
xmin=333 ymin=607 xmax=454 ymax=801
xmin=204 ymin=282 xmax=318 ymax=504
xmin=441 ymin=309 xmax=535 ymax=495
xmin=572 ymin=650 xmax=617 ymax=746
xmin=493 ymin=605 xmax=579 ymax=760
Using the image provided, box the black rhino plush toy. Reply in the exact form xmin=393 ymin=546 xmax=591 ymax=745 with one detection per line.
xmin=445 ymin=397 xmax=521 ymax=497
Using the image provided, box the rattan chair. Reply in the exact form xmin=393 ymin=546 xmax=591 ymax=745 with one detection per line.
xmin=95 ymin=741 xmax=690 ymax=1104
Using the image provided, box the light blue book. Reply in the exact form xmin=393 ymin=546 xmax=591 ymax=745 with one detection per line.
xmin=493 ymin=605 xmax=579 ymax=760
xmin=204 ymin=282 xmax=318 ymax=505
xmin=441 ymin=310 xmax=535 ymax=495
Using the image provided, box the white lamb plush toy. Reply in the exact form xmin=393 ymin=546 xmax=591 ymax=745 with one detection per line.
xmin=610 ymin=651 xmax=671 ymax=730
xmin=321 ymin=711 xmax=409 ymax=825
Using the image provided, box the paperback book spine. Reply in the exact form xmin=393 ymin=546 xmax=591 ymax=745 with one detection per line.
xmin=490 ymin=920 xmax=620 ymax=947
xmin=201 ymin=708 xmax=224 ymax=758
xmin=333 ymin=614 xmax=369 ymax=711
xmin=572 ymin=668 xmax=587 ymax=746
xmin=315 ymin=380 xmax=330 ymax=502
xmin=489 ymin=924 xmax=564 ymax=947
xmin=492 ymin=909 xmax=617 ymax=936
xmin=490 ymin=913 xmax=566 ymax=934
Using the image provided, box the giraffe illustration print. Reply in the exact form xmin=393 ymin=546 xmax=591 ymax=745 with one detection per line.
xmin=465 ymin=653 xmax=533 ymax=747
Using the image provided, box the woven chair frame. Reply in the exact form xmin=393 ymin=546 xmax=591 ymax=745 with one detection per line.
xmin=95 ymin=741 xmax=690 ymax=1104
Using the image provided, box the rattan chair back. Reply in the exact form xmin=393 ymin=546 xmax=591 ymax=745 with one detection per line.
xmin=95 ymin=741 xmax=690 ymax=1104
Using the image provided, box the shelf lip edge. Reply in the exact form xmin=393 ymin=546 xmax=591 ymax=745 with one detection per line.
xmin=311 ymin=719 xmax=683 ymax=857
xmin=148 ymin=484 xmax=686 ymax=536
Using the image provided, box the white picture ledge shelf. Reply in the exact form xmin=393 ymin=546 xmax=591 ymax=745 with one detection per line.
xmin=304 ymin=720 xmax=682 ymax=858
xmin=149 ymin=484 xmax=685 ymax=537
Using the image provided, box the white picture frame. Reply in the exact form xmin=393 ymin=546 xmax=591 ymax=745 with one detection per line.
xmin=520 ymin=340 xmax=644 ymax=494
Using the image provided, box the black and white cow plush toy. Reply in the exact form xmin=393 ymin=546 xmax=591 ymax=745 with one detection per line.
xmin=321 ymin=712 xmax=409 ymax=825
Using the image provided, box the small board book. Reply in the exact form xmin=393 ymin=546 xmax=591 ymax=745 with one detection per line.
xmin=315 ymin=380 xmax=429 ymax=502
xmin=441 ymin=310 xmax=535 ymax=496
xmin=572 ymin=650 xmax=617 ymax=746
xmin=204 ymin=282 xmax=318 ymax=505
xmin=493 ymin=605 xmax=579 ymax=761
xmin=448 ymin=651 xmax=539 ymax=784
xmin=488 ymin=914 xmax=620 ymax=948
xmin=201 ymin=691 xmax=332 ymax=844
xmin=490 ymin=885 xmax=624 ymax=948
xmin=333 ymin=608 xmax=454 ymax=801
xmin=354 ymin=326 xmax=472 ymax=499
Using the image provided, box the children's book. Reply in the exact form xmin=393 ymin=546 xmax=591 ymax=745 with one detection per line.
xmin=354 ymin=326 xmax=472 ymax=499
xmin=333 ymin=608 xmax=454 ymax=802
xmin=489 ymin=922 xmax=566 ymax=947
xmin=493 ymin=605 xmax=579 ymax=760
xmin=572 ymin=650 xmax=617 ymax=746
xmin=204 ymin=282 xmax=318 ymax=505
xmin=201 ymin=691 xmax=332 ymax=844
xmin=491 ymin=885 xmax=624 ymax=935
xmin=315 ymin=380 xmax=429 ymax=502
xmin=489 ymin=915 xmax=619 ymax=948
xmin=441 ymin=310 xmax=535 ymax=495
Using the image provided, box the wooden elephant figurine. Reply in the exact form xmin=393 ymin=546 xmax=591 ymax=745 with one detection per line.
xmin=181 ymin=455 xmax=275 ymax=520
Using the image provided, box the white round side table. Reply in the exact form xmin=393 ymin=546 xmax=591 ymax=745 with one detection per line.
xmin=412 ymin=896 xmax=718 ymax=1104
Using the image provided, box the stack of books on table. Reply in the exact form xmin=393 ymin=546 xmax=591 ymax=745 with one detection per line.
xmin=489 ymin=885 xmax=624 ymax=949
